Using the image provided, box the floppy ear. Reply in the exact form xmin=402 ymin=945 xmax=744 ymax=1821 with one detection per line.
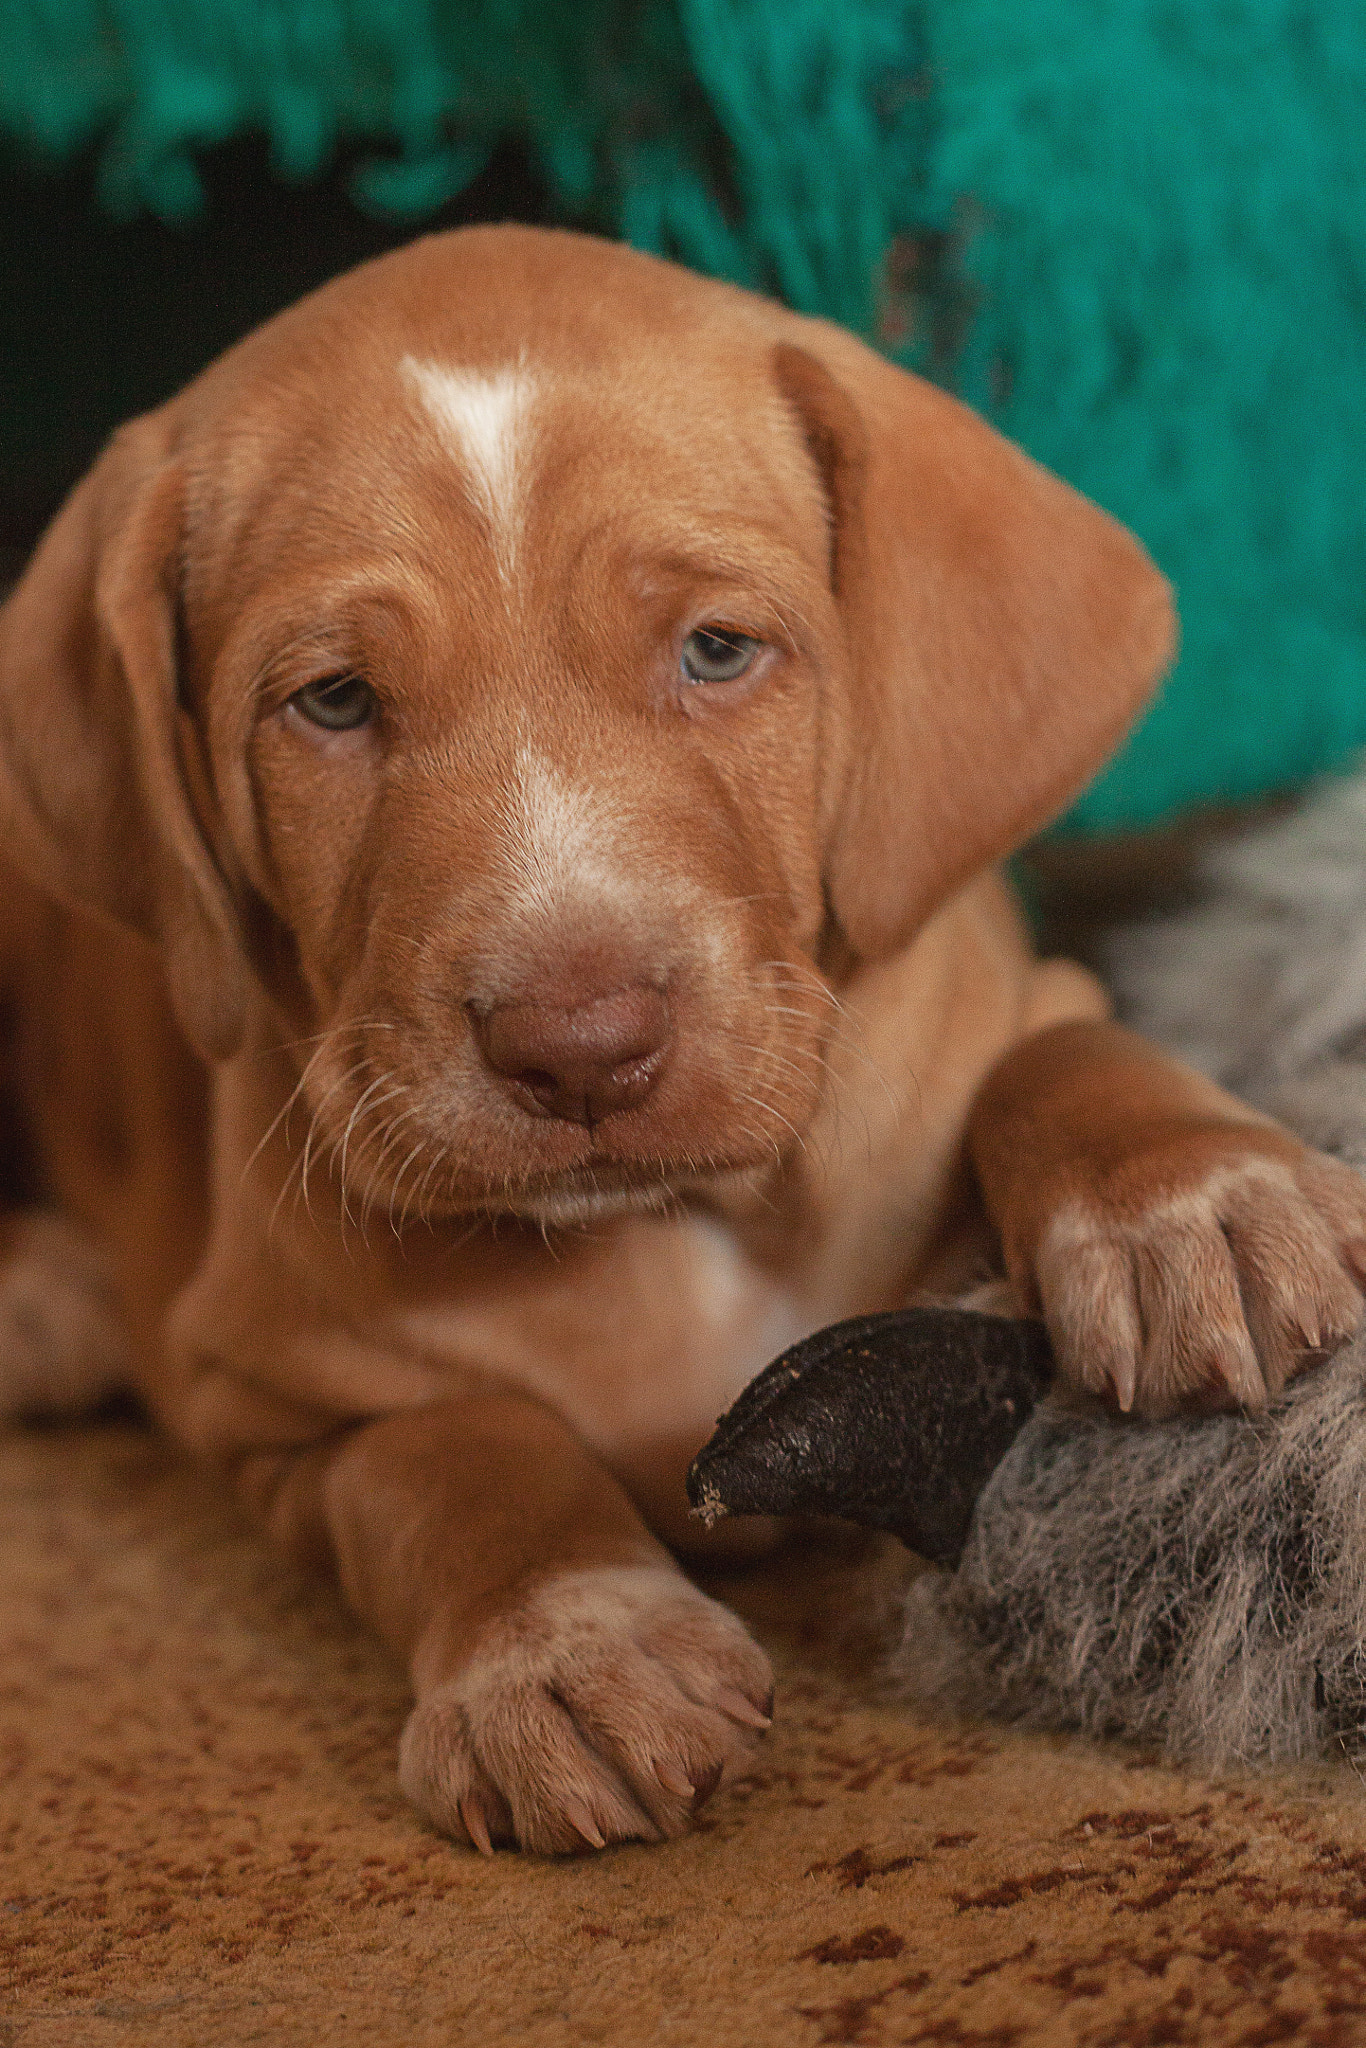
xmin=772 ymin=330 xmax=1176 ymax=960
xmin=0 ymin=410 xmax=247 ymax=1058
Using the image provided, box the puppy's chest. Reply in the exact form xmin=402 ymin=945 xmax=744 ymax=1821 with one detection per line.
xmin=386 ymin=1211 xmax=814 ymax=1481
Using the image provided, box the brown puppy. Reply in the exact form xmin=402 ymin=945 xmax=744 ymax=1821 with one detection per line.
xmin=2 ymin=227 xmax=1363 ymax=1854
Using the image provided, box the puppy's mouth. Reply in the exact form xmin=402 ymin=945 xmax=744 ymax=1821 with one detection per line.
xmin=299 ymin=955 xmax=832 ymax=1229
xmin=319 ymin=1079 xmax=791 ymax=1232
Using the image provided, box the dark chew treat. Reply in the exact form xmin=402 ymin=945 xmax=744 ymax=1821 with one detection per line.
xmin=687 ymin=1307 xmax=1054 ymax=1566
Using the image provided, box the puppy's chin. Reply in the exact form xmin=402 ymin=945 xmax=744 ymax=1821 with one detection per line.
xmin=505 ymin=1160 xmax=774 ymax=1230
xmin=506 ymin=1182 xmax=678 ymax=1229
xmin=413 ymin=1154 xmax=774 ymax=1232
xmin=328 ymin=1071 xmax=809 ymax=1231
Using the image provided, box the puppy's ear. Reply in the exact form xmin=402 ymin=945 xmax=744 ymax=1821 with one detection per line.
xmin=773 ymin=332 xmax=1175 ymax=960
xmin=0 ymin=409 xmax=246 ymax=1057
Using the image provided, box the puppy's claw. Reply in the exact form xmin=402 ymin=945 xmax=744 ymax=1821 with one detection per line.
xmin=562 ymin=1796 xmax=607 ymax=1851
xmin=1214 ymin=1334 xmax=1268 ymax=1413
xmin=715 ymin=1682 xmax=772 ymax=1730
xmin=401 ymin=1567 xmax=772 ymax=1853
xmin=459 ymin=1794 xmax=495 ymax=1857
xmin=1111 ymin=1355 xmax=1136 ymax=1414
xmin=653 ymin=1756 xmax=696 ymax=1800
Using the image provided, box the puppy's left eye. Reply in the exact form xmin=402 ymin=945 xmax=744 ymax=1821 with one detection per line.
xmin=289 ymin=674 xmax=376 ymax=730
xmin=681 ymin=627 xmax=760 ymax=684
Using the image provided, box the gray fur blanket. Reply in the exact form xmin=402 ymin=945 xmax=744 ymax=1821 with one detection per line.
xmin=898 ymin=772 xmax=1366 ymax=1766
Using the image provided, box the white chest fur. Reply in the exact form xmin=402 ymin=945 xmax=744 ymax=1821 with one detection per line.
xmin=390 ymin=1209 xmax=812 ymax=1507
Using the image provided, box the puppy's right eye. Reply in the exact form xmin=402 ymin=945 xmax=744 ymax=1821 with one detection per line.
xmin=289 ymin=675 xmax=376 ymax=731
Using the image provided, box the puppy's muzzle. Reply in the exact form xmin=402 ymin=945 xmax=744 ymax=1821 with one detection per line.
xmin=472 ymin=982 xmax=673 ymax=1128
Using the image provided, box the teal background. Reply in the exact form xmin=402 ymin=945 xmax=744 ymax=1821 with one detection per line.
xmin=4 ymin=1 xmax=1365 ymax=832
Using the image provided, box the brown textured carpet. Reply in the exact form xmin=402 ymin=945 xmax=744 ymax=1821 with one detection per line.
xmin=9 ymin=1421 xmax=1366 ymax=2046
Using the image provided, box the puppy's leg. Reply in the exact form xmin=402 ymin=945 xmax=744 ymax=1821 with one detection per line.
xmin=969 ymin=1017 xmax=1366 ymax=1417
xmin=243 ymin=1391 xmax=774 ymax=1855
xmin=0 ymin=1209 xmax=128 ymax=1418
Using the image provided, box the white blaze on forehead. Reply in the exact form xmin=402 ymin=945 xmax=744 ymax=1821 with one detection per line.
xmin=401 ymin=354 xmax=536 ymax=576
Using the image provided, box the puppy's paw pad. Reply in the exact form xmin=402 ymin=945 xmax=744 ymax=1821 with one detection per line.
xmin=399 ymin=1565 xmax=773 ymax=1855
xmin=0 ymin=1210 xmax=128 ymax=1419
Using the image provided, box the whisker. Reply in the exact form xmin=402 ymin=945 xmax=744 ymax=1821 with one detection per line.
xmin=352 ymin=1102 xmax=426 ymax=1239
xmin=735 ymin=1089 xmax=793 ymax=1170
xmin=267 ymin=1018 xmax=397 ymax=1058
xmin=336 ymin=1085 xmax=408 ymax=1236
xmin=415 ymin=1146 xmax=449 ymax=1227
xmin=240 ymin=1024 xmax=362 ymax=1188
xmin=269 ymin=1143 xmax=308 ymax=1245
xmin=297 ymin=1057 xmax=382 ymax=1223
xmin=746 ymin=1036 xmax=825 ymax=1090
xmin=244 ymin=1015 xmax=397 ymax=1171
xmin=387 ymin=1139 xmax=430 ymax=1236
xmin=297 ymin=1055 xmax=380 ymax=1223
xmin=362 ymin=1098 xmax=425 ymax=1185
xmin=335 ymin=1076 xmax=405 ymax=1192
xmin=750 ymin=1022 xmax=878 ymax=1162
xmin=401 ymin=1148 xmax=450 ymax=1238
xmin=757 ymin=961 xmax=905 ymax=1122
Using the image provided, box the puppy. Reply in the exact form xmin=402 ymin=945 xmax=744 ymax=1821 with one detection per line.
xmin=2 ymin=226 xmax=1364 ymax=1854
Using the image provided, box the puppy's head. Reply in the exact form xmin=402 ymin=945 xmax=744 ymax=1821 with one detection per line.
xmin=0 ymin=227 xmax=1172 ymax=1225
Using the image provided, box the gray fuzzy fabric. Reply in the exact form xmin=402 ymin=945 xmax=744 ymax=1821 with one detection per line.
xmin=897 ymin=769 xmax=1366 ymax=1764
xmin=1107 ymin=771 xmax=1366 ymax=1110
xmin=898 ymin=1346 xmax=1366 ymax=1763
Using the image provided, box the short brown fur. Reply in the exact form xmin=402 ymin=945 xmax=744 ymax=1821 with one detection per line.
xmin=2 ymin=227 xmax=1362 ymax=1852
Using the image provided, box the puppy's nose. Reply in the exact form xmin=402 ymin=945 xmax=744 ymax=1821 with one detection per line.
xmin=474 ymin=983 xmax=672 ymax=1126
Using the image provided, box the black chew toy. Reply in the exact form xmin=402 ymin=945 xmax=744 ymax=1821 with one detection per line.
xmin=687 ymin=1306 xmax=1054 ymax=1566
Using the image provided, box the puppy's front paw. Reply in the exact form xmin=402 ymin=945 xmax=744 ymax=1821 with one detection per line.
xmin=398 ymin=1565 xmax=774 ymax=1855
xmin=1033 ymin=1128 xmax=1366 ymax=1417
